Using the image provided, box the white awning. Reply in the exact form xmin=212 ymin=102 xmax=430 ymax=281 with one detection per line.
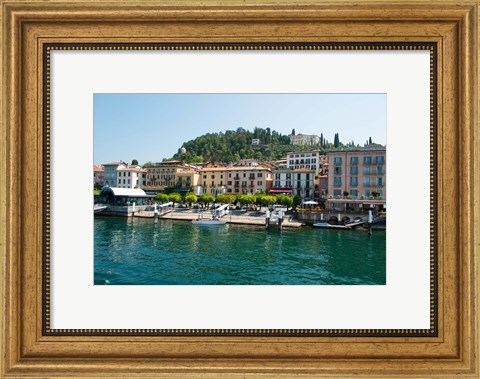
xmin=101 ymin=186 xmax=148 ymax=197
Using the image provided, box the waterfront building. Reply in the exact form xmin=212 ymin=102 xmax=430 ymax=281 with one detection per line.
xmin=270 ymin=168 xmax=316 ymax=199
xmin=174 ymin=167 xmax=202 ymax=195
xmin=286 ymin=150 xmax=327 ymax=174
xmin=326 ymin=146 xmax=386 ymax=211
xmin=199 ymin=166 xmax=273 ymax=195
xmin=289 ymin=133 xmax=320 ymax=145
xmin=116 ymin=165 xmax=147 ymax=189
xmin=142 ymin=160 xmax=199 ymax=193
xmin=93 ymin=165 xmax=104 ymax=187
xmin=103 ymin=161 xmax=127 ymax=187
xmin=316 ymin=174 xmax=328 ymax=198
xmin=198 ymin=167 xmax=227 ymax=196
xmin=251 ymin=138 xmax=260 ymax=145
xmin=225 ymin=166 xmax=273 ymax=195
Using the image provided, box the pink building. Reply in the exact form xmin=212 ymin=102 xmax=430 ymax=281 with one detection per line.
xmin=326 ymin=147 xmax=386 ymax=210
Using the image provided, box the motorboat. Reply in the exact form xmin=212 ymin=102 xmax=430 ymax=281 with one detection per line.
xmin=192 ymin=217 xmax=227 ymax=226
xmin=94 ymin=204 xmax=108 ymax=214
xmin=313 ymin=222 xmax=352 ymax=230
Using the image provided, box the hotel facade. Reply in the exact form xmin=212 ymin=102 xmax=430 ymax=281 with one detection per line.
xmin=326 ymin=147 xmax=386 ymax=210
xmin=286 ymin=150 xmax=327 ymax=174
xmin=199 ymin=166 xmax=273 ymax=196
xmin=270 ymin=168 xmax=316 ymax=199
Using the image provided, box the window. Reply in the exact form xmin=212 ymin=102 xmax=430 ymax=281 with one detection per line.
xmin=351 ymin=189 xmax=359 ymax=197
xmin=376 ymin=166 xmax=383 ymax=174
xmin=334 ymin=177 xmax=342 ymax=187
xmin=306 ymin=173 xmax=310 ymax=180
xmin=350 ymin=176 xmax=358 ymax=186
xmin=364 ymin=166 xmax=371 ymax=174
xmin=364 ymin=156 xmax=372 ymax=165
xmin=350 ymin=156 xmax=359 ymax=165
xmin=243 ymin=173 xmax=246 ymax=178
xmin=365 ymin=189 xmax=371 ymax=197
xmin=375 ymin=156 xmax=385 ymax=164
xmin=350 ymin=166 xmax=359 ymax=175
xmin=228 ymin=181 xmax=232 ymax=185
xmin=334 ymin=157 xmax=342 ymax=165
xmin=377 ymin=177 xmax=383 ymax=186
xmin=258 ymin=173 xmax=263 ymax=177
xmin=257 ymin=181 xmax=262 ymax=186
xmin=333 ymin=189 xmax=341 ymax=196
xmin=334 ymin=167 xmax=342 ymax=175
xmin=364 ymin=176 xmax=371 ymax=186
xmin=211 ymin=175 xmax=214 ymax=179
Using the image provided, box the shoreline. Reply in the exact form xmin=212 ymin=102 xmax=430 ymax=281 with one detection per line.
xmin=134 ymin=208 xmax=303 ymax=228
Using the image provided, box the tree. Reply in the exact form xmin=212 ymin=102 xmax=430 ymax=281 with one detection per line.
xmin=236 ymin=194 xmax=256 ymax=209
xmin=131 ymin=159 xmax=138 ymax=165
xmin=261 ymin=195 xmax=277 ymax=208
xmin=216 ymin=193 xmax=236 ymax=204
xmin=334 ymin=133 xmax=340 ymax=148
xmin=343 ymin=191 xmax=349 ymax=197
xmin=369 ymin=136 xmax=372 ymax=145
xmin=293 ymin=195 xmax=302 ymax=207
xmin=184 ymin=192 xmax=198 ymax=205
xmin=168 ymin=193 xmax=181 ymax=206
xmin=155 ymin=193 xmax=169 ymax=203
xmin=199 ymin=193 xmax=215 ymax=208
xmin=275 ymin=194 xmax=293 ymax=210
xmin=291 ymin=128 xmax=296 ymax=136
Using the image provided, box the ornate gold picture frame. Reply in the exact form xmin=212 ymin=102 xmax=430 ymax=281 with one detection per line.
xmin=1 ymin=0 xmax=478 ymax=377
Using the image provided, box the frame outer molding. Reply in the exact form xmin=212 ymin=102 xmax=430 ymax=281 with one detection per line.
xmin=1 ymin=0 xmax=479 ymax=377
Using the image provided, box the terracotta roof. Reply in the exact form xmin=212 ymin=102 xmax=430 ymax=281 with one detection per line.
xmin=93 ymin=165 xmax=104 ymax=172
xmin=103 ymin=161 xmax=125 ymax=166
xmin=117 ymin=166 xmax=146 ymax=172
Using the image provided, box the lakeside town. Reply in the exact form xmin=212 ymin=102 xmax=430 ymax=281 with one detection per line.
xmin=94 ymin=132 xmax=386 ymax=231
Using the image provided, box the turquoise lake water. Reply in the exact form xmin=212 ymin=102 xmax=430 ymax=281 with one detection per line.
xmin=94 ymin=217 xmax=386 ymax=285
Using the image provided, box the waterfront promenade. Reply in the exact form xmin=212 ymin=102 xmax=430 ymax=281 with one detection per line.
xmin=135 ymin=207 xmax=303 ymax=228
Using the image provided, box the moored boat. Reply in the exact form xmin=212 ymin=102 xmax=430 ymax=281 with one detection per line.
xmin=94 ymin=204 xmax=108 ymax=214
xmin=192 ymin=217 xmax=227 ymax=226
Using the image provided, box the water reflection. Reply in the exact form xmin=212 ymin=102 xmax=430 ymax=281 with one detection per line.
xmin=94 ymin=217 xmax=386 ymax=285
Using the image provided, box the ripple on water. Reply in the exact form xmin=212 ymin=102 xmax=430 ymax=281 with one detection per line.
xmin=94 ymin=217 xmax=386 ymax=285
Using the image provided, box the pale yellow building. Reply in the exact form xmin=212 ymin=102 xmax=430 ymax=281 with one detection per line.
xmin=199 ymin=166 xmax=273 ymax=195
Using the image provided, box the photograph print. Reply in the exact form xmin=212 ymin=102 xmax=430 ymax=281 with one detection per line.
xmin=93 ymin=93 xmax=386 ymax=285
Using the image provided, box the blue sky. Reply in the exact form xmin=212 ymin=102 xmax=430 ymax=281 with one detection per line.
xmin=94 ymin=93 xmax=386 ymax=165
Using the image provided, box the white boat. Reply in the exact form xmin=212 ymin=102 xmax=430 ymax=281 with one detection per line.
xmin=313 ymin=222 xmax=352 ymax=230
xmin=192 ymin=218 xmax=227 ymax=226
xmin=94 ymin=204 xmax=108 ymax=214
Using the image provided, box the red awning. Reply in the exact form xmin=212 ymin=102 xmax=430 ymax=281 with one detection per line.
xmin=269 ymin=189 xmax=293 ymax=193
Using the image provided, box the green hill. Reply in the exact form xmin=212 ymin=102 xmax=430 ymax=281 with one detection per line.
xmin=167 ymin=127 xmax=376 ymax=164
xmin=170 ymin=127 xmax=335 ymax=163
